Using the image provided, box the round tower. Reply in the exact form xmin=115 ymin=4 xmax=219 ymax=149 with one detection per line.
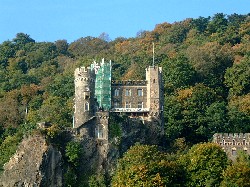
xmin=74 ymin=66 xmax=96 ymax=128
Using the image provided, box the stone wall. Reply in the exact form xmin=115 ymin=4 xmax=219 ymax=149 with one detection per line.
xmin=111 ymin=84 xmax=147 ymax=108
xmin=213 ymin=133 xmax=250 ymax=160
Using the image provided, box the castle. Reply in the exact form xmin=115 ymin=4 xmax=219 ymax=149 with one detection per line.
xmin=213 ymin=133 xmax=250 ymax=160
xmin=73 ymin=59 xmax=164 ymax=140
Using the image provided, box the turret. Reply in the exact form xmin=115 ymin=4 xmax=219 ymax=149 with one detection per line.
xmin=73 ymin=66 xmax=96 ymax=128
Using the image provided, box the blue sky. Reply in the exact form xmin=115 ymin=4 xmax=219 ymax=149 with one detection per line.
xmin=0 ymin=0 xmax=249 ymax=43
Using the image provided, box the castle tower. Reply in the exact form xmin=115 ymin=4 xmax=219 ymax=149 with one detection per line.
xmin=146 ymin=66 xmax=164 ymax=120
xmin=74 ymin=66 xmax=96 ymax=128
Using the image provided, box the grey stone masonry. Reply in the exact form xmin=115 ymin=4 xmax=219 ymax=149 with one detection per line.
xmin=74 ymin=66 xmax=96 ymax=128
xmin=213 ymin=133 xmax=250 ymax=160
xmin=73 ymin=59 xmax=164 ymax=140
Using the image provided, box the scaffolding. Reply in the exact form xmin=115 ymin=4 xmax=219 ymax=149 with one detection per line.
xmin=91 ymin=59 xmax=112 ymax=111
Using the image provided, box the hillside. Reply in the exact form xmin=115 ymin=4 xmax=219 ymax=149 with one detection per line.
xmin=0 ymin=13 xmax=250 ymax=186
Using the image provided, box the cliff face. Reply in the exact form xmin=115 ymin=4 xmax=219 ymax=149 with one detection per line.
xmin=0 ymin=135 xmax=63 ymax=187
xmin=0 ymin=116 xmax=164 ymax=186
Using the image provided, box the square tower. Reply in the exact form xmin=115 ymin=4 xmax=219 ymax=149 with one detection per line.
xmin=146 ymin=66 xmax=163 ymax=118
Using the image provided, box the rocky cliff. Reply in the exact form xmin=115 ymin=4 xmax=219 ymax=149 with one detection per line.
xmin=0 ymin=134 xmax=63 ymax=187
xmin=0 ymin=115 xmax=164 ymax=186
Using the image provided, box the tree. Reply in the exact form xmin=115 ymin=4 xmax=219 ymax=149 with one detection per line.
xmin=0 ymin=90 xmax=22 ymax=128
xmin=191 ymin=16 xmax=210 ymax=33
xmin=227 ymin=100 xmax=250 ymax=133
xmin=224 ymin=56 xmax=250 ymax=97
xmin=65 ymin=141 xmax=83 ymax=167
xmin=0 ymin=131 xmax=23 ymax=172
xmin=13 ymin=33 xmax=35 ymax=47
xmin=183 ymin=142 xmax=228 ymax=187
xmin=98 ymin=32 xmax=111 ymax=42
xmin=165 ymin=84 xmax=222 ymax=143
xmin=221 ymin=152 xmax=250 ymax=187
xmin=0 ymin=41 xmax=16 ymax=67
xmin=111 ymin=144 xmax=185 ymax=187
xmin=161 ymin=56 xmax=196 ymax=93
xmin=207 ymin=13 xmax=228 ymax=34
xmin=204 ymin=101 xmax=228 ymax=136
xmin=55 ymin=39 xmax=68 ymax=55
xmin=186 ymin=41 xmax=233 ymax=95
xmin=38 ymin=96 xmax=72 ymax=127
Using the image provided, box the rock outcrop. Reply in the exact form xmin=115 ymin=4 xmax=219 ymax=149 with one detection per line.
xmin=0 ymin=134 xmax=63 ymax=187
xmin=0 ymin=115 xmax=164 ymax=186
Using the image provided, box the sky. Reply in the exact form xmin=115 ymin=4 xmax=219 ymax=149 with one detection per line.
xmin=0 ymin=0 xmax=249 ymax=43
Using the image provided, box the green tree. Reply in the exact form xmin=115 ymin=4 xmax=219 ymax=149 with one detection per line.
xmin=191 ymin=16 xmax=210 ymax=33
xmin=187 ymin=41 xmax=233 ymax=95
xmin=38 ymin=96 xmax=72 ymax=127
xmin=224 ymin=56 xmax=250 ymax=97
xmin=0 ymin=41 xmax=16 ymax=67
xmin=65 ymin=141 xmax=83 ymax=167
xmin=161 ymin=56 xmax=197 ymax=93
xmin=111 ymin=144 xmax=184 ymax=187
xmin=88 ymin=174 xmax=106 ymax=187
xmin=221 ymin=152 xmax=250 ymax=187
xmin=55 ymin=39 xmax=69 ymax=55
xmin=166 ymin=84 xmax=222 ymax=143
xmin=207 ymin=13 xmax=228 ymax=34
xmin=0 ymin=132 xmax=23 ymax=172
xmin=183 ymin=142 xmax=228 ymax=187
xmin=13 ymin=33 xmax=35 ymax=47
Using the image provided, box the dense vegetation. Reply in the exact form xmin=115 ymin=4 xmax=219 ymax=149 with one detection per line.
xmin=0 ymin=13 xmax=250 ymax=185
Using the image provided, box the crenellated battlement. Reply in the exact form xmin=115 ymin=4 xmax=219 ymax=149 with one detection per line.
xmin=74 ymin=66 xmax=95 ymax=78
xmin=111 ymin=80 xmax=147 ymax=86
xmin=146 ymin=66 xmax=162 ymax=74
xmin=74 ymin=77 xmax=95 ymax=83
xmin=213 ymin=133 xmax=250 ymax=140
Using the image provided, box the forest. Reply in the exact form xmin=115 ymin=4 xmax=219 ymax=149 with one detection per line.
xmin=0 ymin=13 xmax=250 ymax=186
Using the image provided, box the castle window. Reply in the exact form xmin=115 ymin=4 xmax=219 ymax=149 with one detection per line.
xmin=138 ymin=102 xmax=143 ymax=108
xmin=95 ymin=124 xmax=105 ymax=139
xmin=125 ymin=102 xmax=131 ymax=108
xmin=137 ymin=89 xmax=143 ymax=96
xmin=125 ymin=89 xmax=131 ymax=96
xmin=232 ymin=149 xmax=237 ymax=156
xmin=114 ymin=89 xmax=119 ymax=96
xmin=243 ymin=139 xmax=246 ymax=145
xmin=153 ymin=79 xmax=156 ymax=83
xmin=85 ymin=102 xmax=89 ymax=111
xmin=114 ymin=102 xmax=119 ymax=108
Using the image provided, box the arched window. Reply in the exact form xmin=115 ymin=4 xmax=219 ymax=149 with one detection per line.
xmin=85 ymin=102 xmax=89 ymax=111
xmin=114 ymin=89 xmax=119 ymax=96
xmin=95 ymin=124 xmax=105 ymax=139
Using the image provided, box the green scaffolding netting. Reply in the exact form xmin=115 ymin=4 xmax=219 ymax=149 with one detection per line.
xmin=91 ymin=61 xmax=111 ymax=110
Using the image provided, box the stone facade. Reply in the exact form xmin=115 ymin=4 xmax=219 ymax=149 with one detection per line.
xmin=73 ymin=59 xmax=164 ymax=140
xmin=213 ymin=133 xmax=250 ymax=160
xmin=74 ymin=66 xmax=96 ymax=128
